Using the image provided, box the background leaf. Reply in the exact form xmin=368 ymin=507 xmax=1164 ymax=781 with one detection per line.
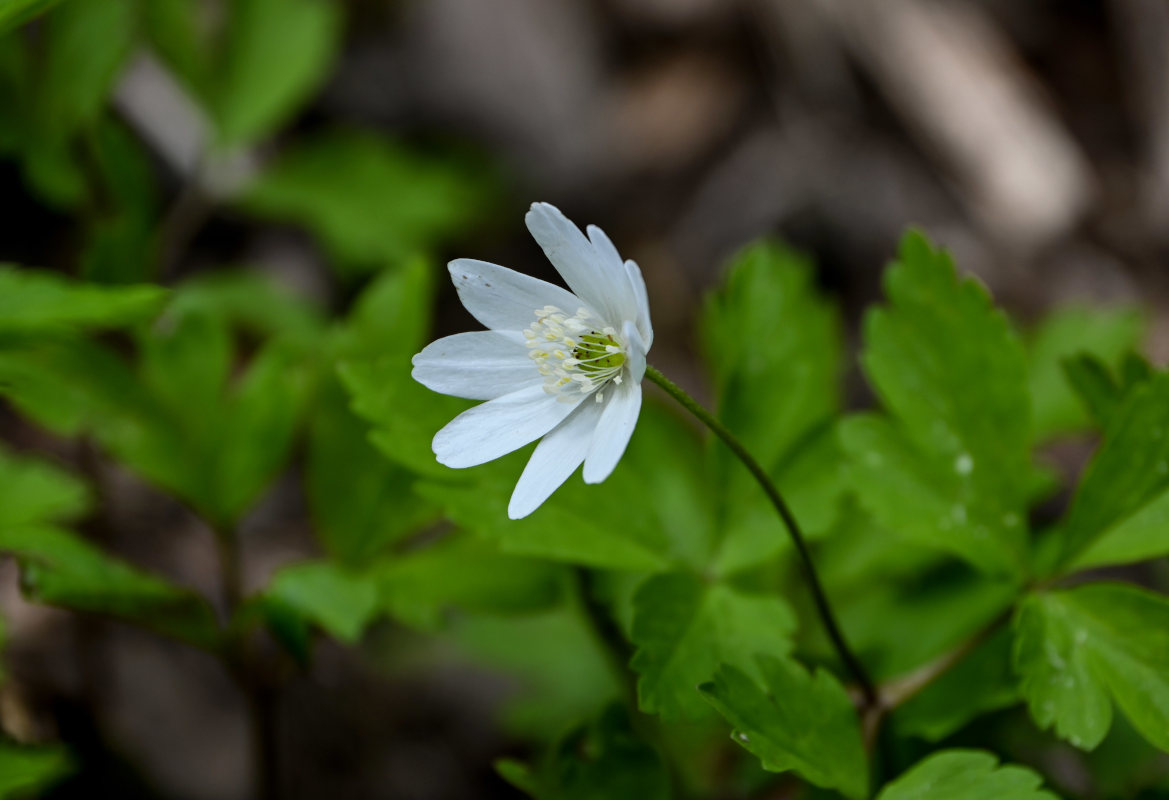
xmin=1060 ymin=372 xmax=1169 ymax=570
xmin=238 ymin=130 xmax=493 ymax=272
xmin=0 ymin=266 xmax=165 ymax=333
xmin=1026 ymin=307 xmax=1145 ymax=441
xmin=213 ymin=0 xmax=341 ymax=145
xmin=875 ymin=750 xmax=1059 ymax=800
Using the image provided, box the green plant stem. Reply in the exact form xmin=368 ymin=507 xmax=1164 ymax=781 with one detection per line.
xmin=644 ymin=365 xmax=878 ymax=708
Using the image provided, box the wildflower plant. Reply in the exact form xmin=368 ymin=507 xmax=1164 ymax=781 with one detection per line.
xmin=0 ymin=3 xmax=1166 ymax=798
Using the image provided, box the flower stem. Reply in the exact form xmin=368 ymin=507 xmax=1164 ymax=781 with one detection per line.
xmin=644 ymin=365 xmax=878 ymax=707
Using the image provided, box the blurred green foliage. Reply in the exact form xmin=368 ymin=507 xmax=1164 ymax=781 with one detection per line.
xmin=0 ymin=2 xmax=1166 ymax=798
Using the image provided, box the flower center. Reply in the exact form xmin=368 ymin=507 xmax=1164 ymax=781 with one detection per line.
xmin=523 ymin=305 xmax=626 ymax=402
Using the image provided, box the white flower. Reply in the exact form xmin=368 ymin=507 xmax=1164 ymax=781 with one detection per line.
xmin=412 ymin=202 xmax=654 ymax=519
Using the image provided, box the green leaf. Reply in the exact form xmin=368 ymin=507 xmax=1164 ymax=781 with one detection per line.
xmin=0 ymin=266 xmax=166 ymax=333
xmin=1027 ymin=307 xmax=1145 ymax=441
xmin=209 ymin=339 xmax=314 ymax=521
xmin=0 ymin=742 xmax=72 ymax=799
xmin=307 ymin=379 xmax=436 ymax=564
xmin=261 ymin=561 xmax=378 ymax=643
xmin=372 ymin=534 xmax=561 ymax=631
xmin=212 ymin=0 xmax=341 ymax=145
xmin=845 ymin=231 xmax=1031 ymax=576
xmin=876 ymin=750 xmax=1059 ymax=800
xmin=237 ymin=130 xmax=493 ymax=272
xmin=451 ymin=609 xmax=619 ymax=739
xmin=176 ymin=270 xmax=327 ymax=348
xmin=498 ymin=705 xmax=670 ymax=800
xmin=0 ymin=0 xmax=65 ymax=34
xmin=840 ymin=414 xmax=1025 ymax=577
xmin=630 ymin=572 xmax=795 ymax=720
xmin=0 ymin=525 xmax=219 ymax=647
xmin=700 ymin=655 xmax=868 ymax=799
xmin=1013 ymin=583 xmax=1169 ymax=752
xmin=701 ymin=241 xmax=842 ymax=469
xmin=0 ymin=446 xmax=89 ymax=529
xmin=37 ymin=0 xmax=136 ymax=134
xmin=1060 ymin=373 xmax=1169 ymax=570
xmin=1062 ymin=354 xmax=1123 ymax=430
xmin=701 ymin=243 xmax=846 ymax=573
xmin=131 ymin=305 xmax=314 ymax=524
xmin=414 ymin=469 xmax=669 ymax=571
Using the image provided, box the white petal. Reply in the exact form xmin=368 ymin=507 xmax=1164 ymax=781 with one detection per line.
xmin=525 ymin=203 xmax=634 ymax=327
xmin=625 ymin=259 xmax=653 ymax=349
xmin=583 ymin=379 xmax=642 ymax=483
xmin=412 ymin=331 xmax=538 ymax=400
xmin=508 ymin=400 xmax=604 ymax=518
xmin=433 ymin=384 xmax=578 ymax=468
xmin=449 ymin=258 xmax=583 ymax=332
xmin=622 ymin=319 xmax=647 ymax=385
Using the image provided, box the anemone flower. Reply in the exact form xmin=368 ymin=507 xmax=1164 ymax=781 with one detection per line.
xmin=412 ymin=202 xmax=653 ymax=518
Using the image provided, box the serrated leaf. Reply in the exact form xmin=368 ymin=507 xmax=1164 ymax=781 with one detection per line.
xmin=876 ymin=750 xmax=1059 ymax=800
xmin=237 ymin=130 xmax=492 ymax=272
xmin=0 ymin=266 xmax=166 ymax=333
xmin=371 ymin=534 xmax=561 ymax=631
xmin=700 ymin=655 xmax=868 ymax=799
xmin=1027 ymin=307 xmax=1145 ymax=441
xmin=630 ymin=572 xmax=795 ymax=721
xmin=261 ymin=561 xmax=378 ymax=643
xmin=846 ymin=232 xmax=1031 ymax=577
xmin=1061 ymin=373 xmax=1169 ymax=570
xmin=0 ymin=525 xmax=219 ymax=648
xmin=1013 ymin=583 xmax=1169 ymax=752
xmin=212 ymin=0 xmax=340 ymax=146
xmin=0 ymin=742 xmax=72 ymax=799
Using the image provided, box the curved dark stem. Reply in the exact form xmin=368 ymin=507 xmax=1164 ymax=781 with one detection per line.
xmin=644 ymin=366 xmax=878 ymax=708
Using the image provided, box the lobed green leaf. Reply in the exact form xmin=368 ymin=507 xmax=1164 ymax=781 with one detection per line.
xmin=876 ymin=750 xmax=1059 ymax=800
xmin=1013 ymin=583 xmax=1169 ymax=752
xmin=700 ymin=655 xmax=868 ymax=799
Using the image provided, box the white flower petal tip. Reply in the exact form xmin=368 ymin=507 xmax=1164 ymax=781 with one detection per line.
xmin=415 ymin=204 xmax=653 ymax=515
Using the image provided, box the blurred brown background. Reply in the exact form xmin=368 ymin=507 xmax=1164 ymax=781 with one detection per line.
xmin=2 ymin=0 xmax=1168 ymax=798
